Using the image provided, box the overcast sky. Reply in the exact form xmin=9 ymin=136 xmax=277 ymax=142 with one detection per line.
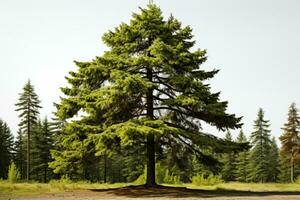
xmin=0 ymin=0 xmax=299 ymax=142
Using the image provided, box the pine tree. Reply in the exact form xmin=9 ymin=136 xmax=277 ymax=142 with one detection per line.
xmin=221 ymin=131 xmax=236 ymax=182
xmin=0 ymin=120 xmax=14 ymax=179
xmin=15 ymin=80 xmax=41 ymax=180
xmin=235 ymin=130 xmax=250 ymax=182
xmin=279 ymin=102 xmax=300 ymax=182
xmin=268 ymin=137 xmax=280 ymax=182
xmin=50 ymin=5 xmax=246 ymax=186
xmin=14 ymin=128 xmax=26 ymax=179
xmin=248 ymin=108 xmax=272 ymax=183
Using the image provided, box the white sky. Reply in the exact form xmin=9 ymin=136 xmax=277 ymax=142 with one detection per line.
xmin=0 ymin=0 xmax=300 ymax=143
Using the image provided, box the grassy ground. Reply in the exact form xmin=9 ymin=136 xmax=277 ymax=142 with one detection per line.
xmin=0 ymin=180 xmax=128 ymax=198
xmin=1 ymin=180 xmax=300 ymax=199
xmin=185 ymin=182 xmax=300 ymax=192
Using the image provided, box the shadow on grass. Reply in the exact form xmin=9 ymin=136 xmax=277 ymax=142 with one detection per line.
xmin=90 ymin=185 xmax=300 ymax=198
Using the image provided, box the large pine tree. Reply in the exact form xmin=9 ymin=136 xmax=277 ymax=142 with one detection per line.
xmin=248 ymin=108 xmax=272 ymax=183
xmin=0 ymin=120 xmax=14 ymax=179
xmin=15 ymin=80 xmax=41 ymax=180
xmin=51 ymin=5 xmax=246 ymax=186
xmin=279 ymin=102 xmax=300 ymax=182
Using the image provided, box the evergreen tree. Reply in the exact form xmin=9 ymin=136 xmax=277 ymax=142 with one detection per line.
xmin=221 ymin=131 xmax=236 ymax=182
xmin=0 ymin=120 xmax=14 ymax=179
xmin=268 ymin=137 xmax=280 ymax=182
xmin=15 ymin=80 xmax=41 ymax=180
xmin=31 ymin=119 xmax=55 ymax=182
xmin=235 ymin=130 xmax=250 ymax=182
xmin=278 ymin=153 xmax=290 ymax=182
xmin=248 ymin=108 xmax=272 ymax=183
xmin=279 ymin=102 xmax=300 ymax=182
xmin=50 ymin=5 xmax=246 ymax=186
xmin=14 ymin=128 xmax=26 ymax=179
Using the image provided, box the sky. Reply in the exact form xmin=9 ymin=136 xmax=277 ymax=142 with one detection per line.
xmin=0 ymin=0 xmax=300 ymax=142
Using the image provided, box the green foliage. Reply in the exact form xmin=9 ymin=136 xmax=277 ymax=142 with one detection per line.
xmin=51 ymin=4 xmax=244 ymax=185
xmin=162 ymin=170 xmax=181 ymax=184
xmin=134 ymin=167 xmax=146 ymax=185
xmin=268 ymin=137 xmax=280 ymax=182
xmin=0 ymin=120 xmax=14 ymax=179
xmin=8 ymin=162 xmax=20 ymax=183
xmin=234 ymin=130 xmax=250 ymax=182
xmin=15 ymin=80 xmax=41 ymax=181
xmin=31 ymin=118 xmax=54 ymax=182
xmin=221 ymin=131 xmax=236 ymax=182
xmin=192 ymin=174 xmax=223 ymax=186
xmin=248 ymin=108 xmax=272 ymax=183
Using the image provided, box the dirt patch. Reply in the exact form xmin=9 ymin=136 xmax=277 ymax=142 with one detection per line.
xmin=3 ymin=186 xmax=300 ymax=200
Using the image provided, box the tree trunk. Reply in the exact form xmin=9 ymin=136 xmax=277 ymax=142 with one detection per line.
xmin=146 ymin=66 xmax=156 ymax=186
xmin=146 ymin=134 xmax=156 ymax=186
xmin=291 ymin=156 xmax=294 ymax=183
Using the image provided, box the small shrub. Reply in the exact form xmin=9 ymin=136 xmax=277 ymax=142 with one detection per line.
xmin=49 ymin=175 xmax=73 ymax=190
xmin=192 ymin=173 xmax=223 ymax=186
xmin=163 ymin=169 xmax=181 ymax=184
xmin=295 ymin=176 xmax=300 ymax=184
xmin=7 ymin=162 xmax=20 ymax=183
xmin=134 ymin=168 xmax=146 ymax=185
xmin=134 ymin=165 xmax=182 ymax=185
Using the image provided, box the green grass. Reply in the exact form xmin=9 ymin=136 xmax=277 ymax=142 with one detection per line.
xmin=184 ymin=182 xmax=300 ymax=192
xmin=1 ymin=180 xmax=300 ymax=199
xmin=0 ymin=180 xmax=128 ymax=198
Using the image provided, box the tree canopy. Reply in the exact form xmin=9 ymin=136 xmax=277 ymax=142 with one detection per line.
xmin=51 ymin=4 xmax=246 ymax=186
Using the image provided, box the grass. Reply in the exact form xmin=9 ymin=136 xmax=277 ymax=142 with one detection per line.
xmin=1 ymin=180 xmax=300 ymax=199
xmin=0 ymin=180 xmax=128 ymax=198
xmin=184 ymin=182 xmax=300 ymax=192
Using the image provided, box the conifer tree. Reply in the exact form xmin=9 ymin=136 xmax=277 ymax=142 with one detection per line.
xmin=38 ymin=118 xmax=54 ymax=182
xmin=15 ymin=80 xmax=41 ymax=180
xmin=278 ymin=154 xmax=290 ymax=182
xmin=51 ymin=5 xmax=245 ymax=186
xmin=248 ymin=108 xmax=272 ymax=183
xmin=221 ymin=131 xmax=236 ymax=181
xmin=235 ymin=130 xmax=250 ymax=182
xmin=279 ymin=102 xmax=300 ymax=182
xmin=14 ymin=128 xmax=26 ymax=179
xmin=0 ymin=120 xmax=14 ymax=179
xmin=268 ymin=137 xmax=280 ymax=182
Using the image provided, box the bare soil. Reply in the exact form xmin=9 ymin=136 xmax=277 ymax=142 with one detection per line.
xmin=3 ymin=186 xmax=300 ymax=200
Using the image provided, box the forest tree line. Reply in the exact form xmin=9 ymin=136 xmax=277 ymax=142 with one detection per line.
xmin=0 ymin=80 xmax=299 ymax=183
xmin=1 ymin=5 xmax=300 ymax=185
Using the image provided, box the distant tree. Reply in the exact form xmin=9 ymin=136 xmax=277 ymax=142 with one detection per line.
xmin=235 ymin=130 xmax=250 ymax=182
xmin=50 ymin=5 xmax=246 ymax=186
xmin=279 ymin=103 xmax=300 ymax=182
xmin=278 ymin=153 xmax=290 ymax=182
xmin=0 ymin=120 xmax=14 ymax=179
xmin=15 ymin=80 xmax=41 ymax=180
xmin=30 ymin=118 xmax=54 ymax=182
xmin=14 ymin=128 xmax=26 ymax=179
xmin=221 ymin=131 xmax=236 ymax=181
xmin=248 ymin=108 xmax=272 ymax=183
xmin=268 ymin=137 xmax=280 ymax=182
